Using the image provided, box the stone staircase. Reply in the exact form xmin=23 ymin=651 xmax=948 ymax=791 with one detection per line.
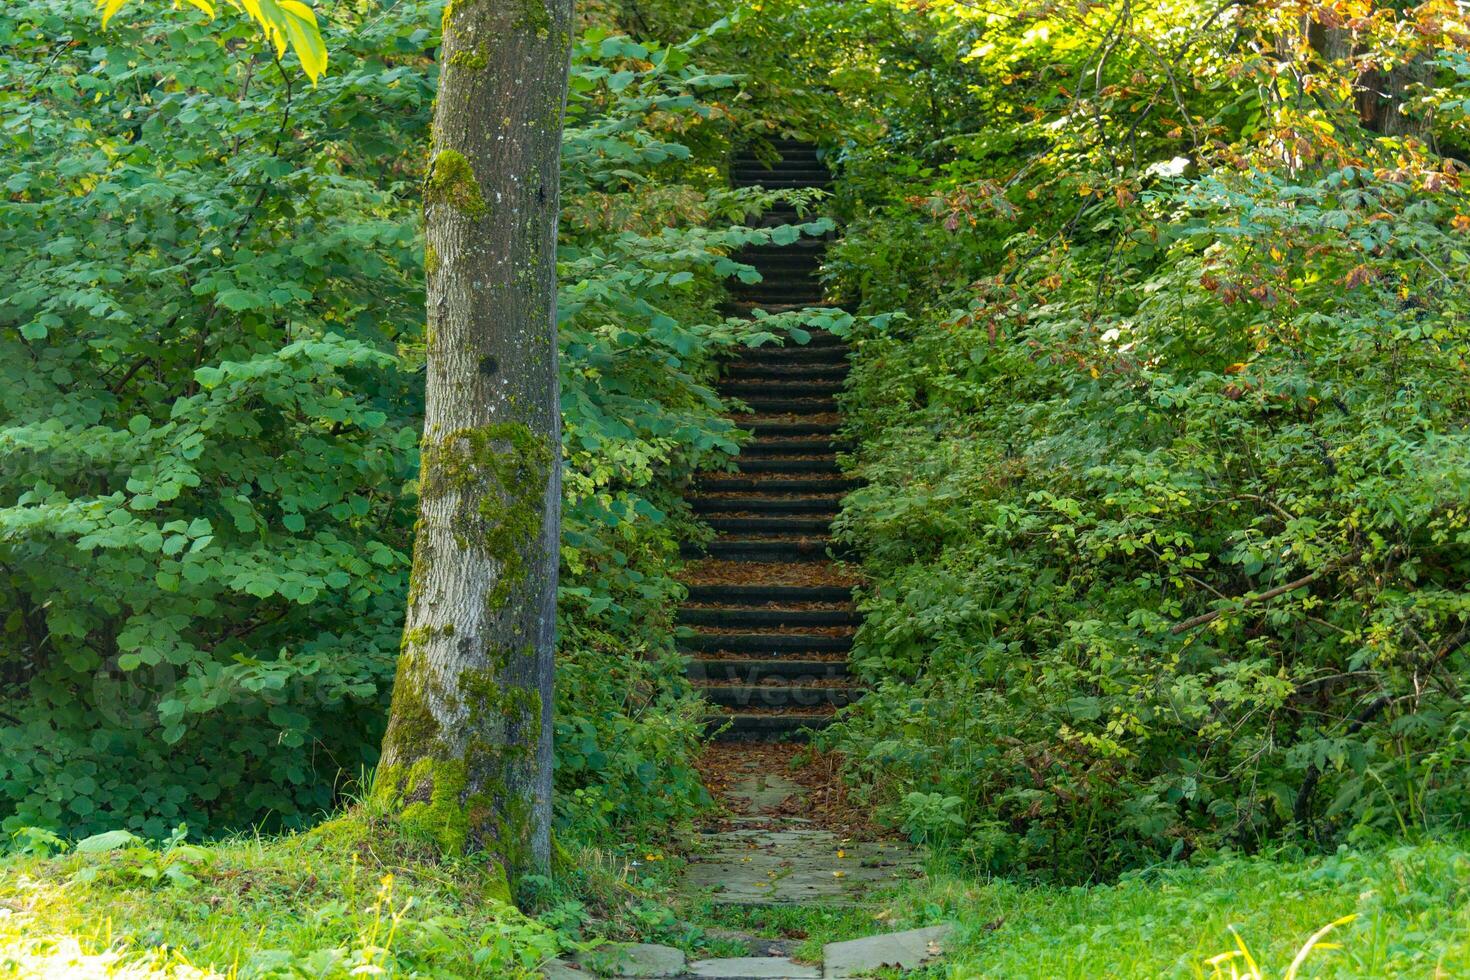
xmin=679 ymin=140 xmax=860 ymax=741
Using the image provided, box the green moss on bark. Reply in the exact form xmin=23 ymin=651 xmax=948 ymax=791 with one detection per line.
xmin=424 ymin=149 xmax=488 ymax=220
xmin=380 ymin=651 xmax=439 ymax=759
xmin=448 ymin=47 xmax=488 ymax=70
xmin=396 ymin=757 xmax=470 ymax=854
xmin=419 ymin=422 xmax=553 ymax=612
xmin=373 ymin=661 xmax=542 ymax=874
xmin=517 ymin=0 xmax=552 ymax=39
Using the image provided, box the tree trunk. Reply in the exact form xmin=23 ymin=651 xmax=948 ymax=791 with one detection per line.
xmin=1356 ymin=57 xmax=1431 ymax=138
xmin=1308 ymin=14 xmax=1431 ymax=139
xmin=373 ymin=0 xmax=573 ymax=883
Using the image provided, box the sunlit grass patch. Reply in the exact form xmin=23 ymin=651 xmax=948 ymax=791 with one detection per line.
xmin=0 ymin=931 xmax=220 ymax=979
xmin=0 ymin=815 xmax=563 ymax=978
xmin=898 ymin=840 xmax=1470 ymax=977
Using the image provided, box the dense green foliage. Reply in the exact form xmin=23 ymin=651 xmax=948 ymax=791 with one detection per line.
xmin=0 ymin=0 xmax=428 ymax=838
xmin=803 ymin=1 xmax=1470 ymax=877
xmin=6 ymin=0 xmax=1470 ymax=904
xmin=4 ymin=0 xmax=1470 ymax=975
xmin=0 ymin=0 xmax=834 ymax=843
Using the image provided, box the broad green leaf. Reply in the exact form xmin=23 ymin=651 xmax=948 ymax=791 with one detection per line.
xmin=75 ymin=829 xmax=142 ymax=853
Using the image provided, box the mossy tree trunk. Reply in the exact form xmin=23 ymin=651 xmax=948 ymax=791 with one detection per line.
xmin=373 ymin=0 xmax=574 ymax=881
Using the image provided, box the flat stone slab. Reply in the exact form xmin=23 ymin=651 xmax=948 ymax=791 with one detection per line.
xmin=543 ymin=960 xmax=592 ymax=979
xmin=683 ymin=828 xmax=922 ymax=905
xmin=573 ymin=942 xmax=686 ymax=977
xmin=727 ymin=772 xmax=804 ymax=811
xmin=822 ymin=925 xmax=954 ymax=978
xmin=688 ymin=956 xmax=821 ymax=978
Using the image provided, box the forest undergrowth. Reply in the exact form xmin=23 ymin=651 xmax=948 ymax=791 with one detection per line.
xmin=761 ymin=0 xmax=1470 ymax=882
xmin=3 ymin=0 xmax=1470 ymax=975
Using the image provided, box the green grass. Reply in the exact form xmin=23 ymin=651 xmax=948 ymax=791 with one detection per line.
xmin=0 ymin=811 xmax=739 ymax=979
xmin=675 ymin=841 xmax=1470 ymax=978
xmin=0 ymin=815 xmax=578 ymax=979
xmin=3 ymin=823 xmax=1469 ymax=977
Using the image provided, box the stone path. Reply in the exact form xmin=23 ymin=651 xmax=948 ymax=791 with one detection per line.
xmin=681 ymin=765 xmax=921 ymax=906
xmin=546 ymin=924 xmax=954 ymax=979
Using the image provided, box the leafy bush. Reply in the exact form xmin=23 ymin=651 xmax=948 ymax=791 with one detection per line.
xmin=0 ymin=0 xmax=430 ymax=838
xmin=815 ymin=1 xmax=1470 ymax=877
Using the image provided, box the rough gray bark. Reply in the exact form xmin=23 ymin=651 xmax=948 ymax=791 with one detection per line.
xmin=373 ymin=0 xmax=574 ymax=881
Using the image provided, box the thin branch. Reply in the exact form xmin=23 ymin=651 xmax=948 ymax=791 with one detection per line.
xmin=1170 ymin=571 xmax=1320 ymax=634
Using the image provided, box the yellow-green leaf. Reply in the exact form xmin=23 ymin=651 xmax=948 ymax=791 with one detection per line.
xmin=276 ymin=0 xmax=328 ymax=83
xmin=99 ymin=0 xmax=327 ymax=83
xmin=233 ymin=0 xmax=328 ymax=83
xmin=99 ymin=0 xmax=132 ymax=28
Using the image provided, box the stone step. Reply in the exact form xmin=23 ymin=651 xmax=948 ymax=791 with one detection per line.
xmin=754 ymin=330 xmax=844 ymax=348
xmin=738 ymin=346 xmax=847 ymax=365
xmin=697 ymin=475 xmax=857 ymax=492
xmin=740 ymin=437 xmax=848 ymax=453
xmin=704 ymin=516 xmax=833 ymax=534
xmin=682 ymin=632 xmax=852 ymax=654
xmin=736 ymin=290 xmax=828 ymax=305
xmin=690 ymin=495 xmax=840 ymax=515
xmin=739 ymin=266 xmax=823 ymax=278
xmin=732 ymin=176 xmax=835 ymax=190
xmin=727 ymin=364 xmax=847 ymax=382
xmin=745 ymin=419 xmax=843 ymax=435
xmin=680 ymin=538 xmax=833 ymax=562
xmin=738 ymin=271 xmax=823 ymax=286
xmin=737 ymin=279 xmax=825 ymax=294
xmin=741 ymin=265 xmax=824 ymax=282
xmin=686 ymin=956 xmax=821 ymax=979
xmin=739 ymin=137 xmax=824 ymax=151
xmin=752 ymin=238 xmax=828 ymax=252
xmin=687 ymin=657 xmax=851 ymax=680
xmin=731 ymin=159 xmax=828 ymax=170
xmin=698 ymin=683 xmax=857 ymax=709
xmin=739 ymin=257 xmax=822 ymax=270
xmin=737 ymin=250 xmax=823 ymax=267
xmin=721 ymin=380 xmax=843 ymax=398
xmin=824 ymin=926 xmax=956 ymax=977
xmin=733 ymin=150 xmax=827 ymax=163
xmin=736 ymin=396 xmax=838 ymax=414
xmin=733 ymin=160 xmax=829 ymax=170
xmin=685 ymin=584 xmax=853 ymax=604
xmin=733 ymin=148 xmax=823 ymax=165
xmin=706 ymin=710 xmax=834 ymax=740
xmin=731 ymin=165 xmax=831 ymax=179
xmin=679 ymin=606 xmax=857 ymax=627
xmin=723 ymin=301 xmax=828 ymax=317
xmin=742 ymin=268 xmax=823 ymax=282
xmin=732 ymin=157 xmax=823 ymax=173
xmin=733 ymin=457 xmax=839 ymax=474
